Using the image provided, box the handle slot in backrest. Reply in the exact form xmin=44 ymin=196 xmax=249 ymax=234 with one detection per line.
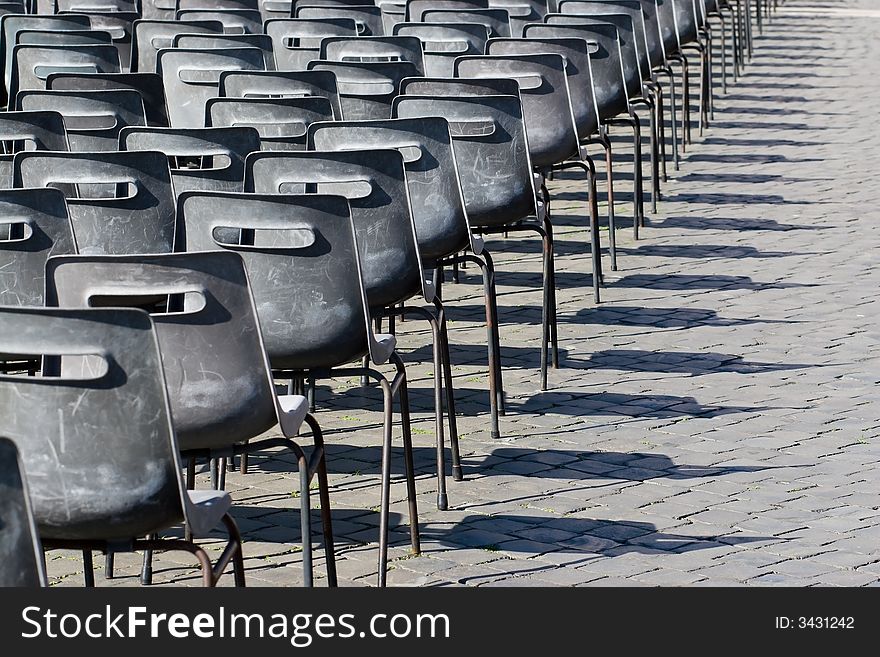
xmin=33 ymin=64 xmax=98 ymax=79
xmin=88 ymin=288 xmax=206 ymax=316
xmin=447 ymin=119 xmax=497 ymax=138
xmin=423 ymin=39 xmax=469 ymax=54
xmin=277 ymin=179 xmax=372 ymax=199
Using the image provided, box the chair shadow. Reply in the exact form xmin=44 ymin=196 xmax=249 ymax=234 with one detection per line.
xmin=609 ymin=273 xmax=817 ymax=291
xmin=566 ymin=349 xmax=814 ymax=376
xmin=652 ymin=215 xmax=826 ymax=232
xmin=616 ymin=243 xmax=807 ymax=259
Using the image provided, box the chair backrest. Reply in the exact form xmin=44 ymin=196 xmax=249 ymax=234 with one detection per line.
xmin=80 ymin=11 xmax=137 ymax=73
xmin=547 ymin=12 xmax=644 ymax=97
xmin=638 ymin=0 xmax=668 ymax=65
xmin=1 ymin=14 xmax=92 ymax=102
xmin=178 ymin=191 xmax=383 ymax=370
xmin=15 ymin=29 xmax=112 ymax=48
xmin=45 ymin=251 xmax=280 ymax=452
xmin=399 ymin=75 xmax=520 ymax=97
xmin=158 ymin=47 xmax=265 ymax=128
xmin=17 ymin=89 xmax=146 ymax=151
xmin=0 ymin=305 xmax=187 ymax=541
xmin=295 ymin=5 xmax=384 ymax=36
xmin=309 ymin=116 xmax=477 ymax=264
xmin=654 ymin=0 xmax=681 ymax=54
xmin=245 ymin=148 xmax=429 ymax=309
xmin=142 ymin=0 xmax=177 ymax=19
xmin=423 ymin=8 xmax=512 ymax=37
xmin=264 ymin=17 xmax=358 ymax=71
xmin=489 ymin=0 xmax=548 ymax=37
xmin=672 ymin=0 xmax=699 ymax=44
xmin=392 ymin=23 xmax=488 ymax=78
xmin=525 ymin=21 xmax=629 ymax=120
xmin=486 ymin=35 xmax=600 ymax=140
xmin=0 ymin=437 xmax=46 ymax=587
xmin=120 ymin=125 xmax=261 ymax=197
xmin=377 ymin=0 xmax=405 ymax=35
xmin=13 ymin=150 xmax=176 ymax=255
xmin=207 ymin=96 xmax=334 ymax=151
xmin=557 ymin=1 xmax=652 ymax=82
xmin=9 ymin=44 xmax=120 ymax=108
xmin=173 ymin=33 xmax=276 ymax=71
xmin=320 ymin=35 xmax=425 ymax=76
xmin=307 ymin=59 xmax=418 ymax=120
xmin=406 ymin=0 xmax=486 ymax=22
xmin=220 ymin=69 xmax=344 ymax=122
xmin=0 ymin=110 xmax=69 ymax=185
xmin=393 ymin=93 xmax=537 ymax=229
xmin=176 ymin=8 xmax=264 ymax=34
xmin=0 ymin=188 xmax=76 ymax=307
xmin=131 ymin=18 xmax=224 ymax=74
xmin=455 ymin=52 xmax=579 ymax=170
xmin=259 ymin=0 xmax=295 ymax=21
xmin=47 ymin=71 xmax=169 ymax=127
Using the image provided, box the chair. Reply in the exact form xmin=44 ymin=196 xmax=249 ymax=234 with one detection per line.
xmin=142 ymin=0 xmax=177 ymax=20
xmin=392 ymin=23 xmax=489 ymax=78
xmin=176 ymin=9 xmax=264 ymax=34
xmin=423 ymin=8 xmax=512 ymax=37
xmin=393 ymin=93 xmax=557 ymax=393
xmin=121 ymin=126 xmax=260 ymax=198
xmin=455 ymin=53 xmax=606 ymax=303
xmin=1 ymin=13 xmax=92 ymax=106
xmin=13 ymin=150 xmax=176 ymax=255
xmin=45 ymin=250 xmax=337 ymax=587
xmin=654 ymin=0 xmax=697 ymax=146
xmin=130 ymin=19 xmax=224 ymax=74
xmin=207 ymin=96 xmax=334 ymax=151
xmin=528 ymin=20 xmax=648 ymax=232
xmin=16 ymin=89 xmax=146 ymax=151
xmin=377 ymin=0 xmax=405 ymax=34
xmin=47 ymin=71 xmax=170 ymax=127
xmin=220 ymin=69 xmax=344 ymax=122
xmin=172 ymin=33 xmax=276 ymax=71
xmin=295 ymin=5 xmax=385 ymax=36
xmin=0 ymin=437 xmax=46 ymax=587
xmin=9 ymin=44 xmax=120 ymax=109
xmin=405 ymin=0 xmax=487 ymax=22
xmin=158 ymin=47 xmax=265 ymax=128
xmin=178 ymin=191 xmax=417 ymax=587
xmin=307 ymin=60 xmax=418 ymax=120
xmin=0 ymin=110 xmax=68 ymax=185
xmin=489 ymin=0 xmax=549 ymax=36
xmin=264 ymin=17 xmax=358 ymax=71
xmin=0 ymin=305 xmax=245 ymax=587
xmin=309 ymin=116 xmax=504 ymax=484
xmin=672 ymin=0 xmax=712 ymax=133
xmin=320 ymin=35 xmax=426 ymax=76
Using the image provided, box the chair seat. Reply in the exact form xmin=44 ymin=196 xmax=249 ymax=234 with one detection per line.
xmin=184 ymin=489 xmax=232 ymax=538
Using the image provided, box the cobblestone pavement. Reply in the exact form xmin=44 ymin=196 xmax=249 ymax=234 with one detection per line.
xmin=46 ymin=0 xmax=880 ymax=587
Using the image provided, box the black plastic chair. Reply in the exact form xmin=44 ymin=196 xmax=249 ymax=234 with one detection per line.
xmin=130 ymin=18 xmax=224 ymax=74
xmin=1 ymin=13 xmax=92 ymax=107
xmin=0 ymin=437 xmax=46 ymax=587
xmin=45 ymin=250 xmax=337 ymax=587
xmin=47 ymin=71 xmax=170 ymax=127
xmin=394 ymin=93 xmax=558 ymax=393
xmin=142 ymin=0 xmax=176 ymax=19
xmin=455 ymin=53 xmax=606 ymax=302
xmin=0 ymin=305 xmax=245 ymax=588
xmin=489 ymin=0 xmax=549 ymax=36
xmin=120 ymin=125 xmax=261 ymax=197
xmin=307 ymin=60 xmax=419 ymax=120
xmin=308 ymin=117 xmax=499 ymax=497
xmin=172 ymin=33 xmax=276 ymax=71
xmin=178 ymin=191 xmax=417 ymax=587
xmin=320 ymin=35 xmax=426 ymax=76
xmin=207 ymin=96 xmax=334 ymax=151
xmin=13 ymin=150 xmax=176 ymax=255
xmin=0 ymin=110 xmax=68 ymax=185
xmin=423 ymin=8 xmax=512 ymax=37
xmin=16 ymin=89 xmax=146 ymax=151
xmin=392 ymin=22 xmax=489 ymax=78
xmin=9 ymin=43 xmax=120 ymax=108
xmin=220 ymin=69 xmax=344 ymax=122
xmin=74 ymin=11 xmax=137 ymax=73
xmin=264 ymin=17 xmax=358 ymax=71
xmin=530 ymin=19 xmax=649 ymax=228
xmin=295 ymin=5 xmax=385 ymax=36
xmin=158 ymin=47 xmax=265 ymax=128
xmin=673 ymin=0 xmax=712 ymax=132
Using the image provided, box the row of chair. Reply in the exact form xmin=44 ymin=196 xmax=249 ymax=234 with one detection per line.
xmin=0 ymin=0 xmax=781 ymax=588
